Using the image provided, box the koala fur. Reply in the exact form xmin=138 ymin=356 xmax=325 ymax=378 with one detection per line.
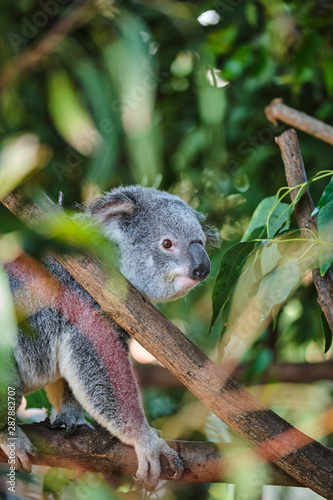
xmin=0 ymin=185 xmax=219 ymax=490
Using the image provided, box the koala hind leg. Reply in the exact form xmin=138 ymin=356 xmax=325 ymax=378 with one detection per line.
xmin=56 ymin=321 xmax=183 ymax=491
xmin=46 ymin=379 xmax=92 ymax=437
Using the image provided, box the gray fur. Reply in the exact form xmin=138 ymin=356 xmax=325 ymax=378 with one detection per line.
xmin=84 ymin=185 xmax=219 ymax=302
xmin=1 ymin=185 xmax=219 ymax=490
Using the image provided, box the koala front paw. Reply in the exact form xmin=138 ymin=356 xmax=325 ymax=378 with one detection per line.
xmin=49 ymin=408 xmax=93 ymax=438
xmin=133 ymin=430 xmax=183 ymax=491
xmin=0 ymin=426 xmax=37 ymax=473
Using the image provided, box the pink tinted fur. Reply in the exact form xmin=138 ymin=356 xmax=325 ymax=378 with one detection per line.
xmin=5 ymin=257 xmax=147 ymax=432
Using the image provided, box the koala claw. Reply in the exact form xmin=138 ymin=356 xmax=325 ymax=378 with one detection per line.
xmin=49 ymin=411 xmax=93 ymax=437
xmin=162 ymin=446 xmax=183 ymax=481
xmin=134 ymin=432 xmax=184 ymax=491
xmin=0 ymin=426 xmax=37 ymax=473
xmin=64 ymin=423 xmax=77 ymax=438
xmin=166 ymin=453 xmax=183 ymax=481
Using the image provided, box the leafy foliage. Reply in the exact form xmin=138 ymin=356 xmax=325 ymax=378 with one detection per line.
xmin=1 ymin=1 xmax=333 ymax=498
xmin=213 ymin=174 xmax=333 ymax=348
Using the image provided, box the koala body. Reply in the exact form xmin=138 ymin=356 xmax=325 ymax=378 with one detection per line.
xmin=1 ymin=186 xmax=218 ymax=490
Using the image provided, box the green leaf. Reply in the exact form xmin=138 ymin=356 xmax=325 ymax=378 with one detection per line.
xmin=210 ymin=242 xmax=255 ymax=331
xmin=251 ymin=348 xmax=273 ymax=375
xmin=0 ymin=134 xmax=50 ymax=199
xmin=26 ymin=389 xmax=52 ymax=414
xmin=317 ymin=200 xmax=333 ymax=275
xmin=317 ymin=176 xmax=333 ymax=210
xmin=242 ymin=196 xmax=291 ymax=241
xmin=48 ymin=71 xmax=98 ymax=155
xmin=257 ymin=258 xmax=300 ymax=318
xmin=0 ymin=266 xmax=19 ymax=403
xmin=74 ymin=61 xmax=119 ymax=189
xmin=198 ymin=85 xmax=227 ymax=125
xmin=321 ymin=312 xmax=332 ymax=353
xmin=260 ymin=243 xmax=281 ymax=276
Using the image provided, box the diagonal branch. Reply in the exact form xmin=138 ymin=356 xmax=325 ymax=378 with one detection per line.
xmin=2 ymin=193 xmax=333 ymax=499
xmin=275 ymin=128 xmax=333 ymax=334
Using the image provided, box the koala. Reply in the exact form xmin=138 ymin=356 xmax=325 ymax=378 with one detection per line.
xmin=0 ymin=185 xmax=219 ymax=490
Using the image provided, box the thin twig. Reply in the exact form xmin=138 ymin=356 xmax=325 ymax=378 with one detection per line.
xmin=275 ymin=129 xmax=333 ymax=335
xmin=0 ymin=0 xmax=92 ymax=92
xmin=57 ymin=191 xmax=64 ymax=208
xmin=266 ymin=99 xmax=333 ymax=145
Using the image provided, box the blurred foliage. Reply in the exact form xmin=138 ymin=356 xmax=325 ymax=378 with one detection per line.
xmin=1 ymin=0 xmax=333 ymax=499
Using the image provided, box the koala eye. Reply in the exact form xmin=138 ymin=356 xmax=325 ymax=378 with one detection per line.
xmin=162 ymin=239 xmax=173 ymax=249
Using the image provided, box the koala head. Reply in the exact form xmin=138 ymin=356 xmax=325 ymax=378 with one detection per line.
xmin=85 ymin=186 xmax=219 ymax=303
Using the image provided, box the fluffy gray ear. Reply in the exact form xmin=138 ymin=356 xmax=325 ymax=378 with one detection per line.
xmin=86 ymin=191 xmax=136 ymax=224
xmin=202 ymin=224 xmax=221 ymax=249
xmin=195 ymin=211 xmax=221 ymax=249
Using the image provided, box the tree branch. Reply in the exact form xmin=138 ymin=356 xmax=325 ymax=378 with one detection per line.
xmin=275 ymin=129 xmax=333 ymax=335
xmin=0 ymin=422 xmax=306 ymax=487
xmin=2 ymin=193 xmax=333 ymax=499
xmin=135 ymin=360 xmax=333 ymax=388
xmin=265 ymin=98 xmax=333 ymax=145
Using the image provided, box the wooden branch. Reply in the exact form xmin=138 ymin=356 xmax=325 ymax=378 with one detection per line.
xmin=275 ymin=129 xmax=333 ymax=335
xmin=0 ymin=0 xmax=92 ymax=91
xmin=135 ymin=360 xmax=333 ymax=388
xmin=2 ymin=193 xmax=333 ymax=499
xmin=0 ymin=422 xmax=306 ymax=487
xmin=265 ymin=98 xmax=333 ymax=145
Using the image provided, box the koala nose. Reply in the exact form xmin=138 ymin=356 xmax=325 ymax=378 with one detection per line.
xmin=192 ymin=264 xmax=210 ymax=281
xmin=189 ymin=242 xmax=211 ymax=282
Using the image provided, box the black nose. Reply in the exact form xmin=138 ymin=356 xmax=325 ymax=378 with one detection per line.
xmin=189 ymin=242 xmax=211 ymax=282
xmin=192 ymin=264 xmax=210 ymax=281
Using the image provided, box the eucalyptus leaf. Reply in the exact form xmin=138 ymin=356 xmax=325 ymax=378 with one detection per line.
xmin=210 ymin=242 xmax=255 ymax=331
xmin=0 ymin=266 xmax=18 ymax=403
xmin=26 ymin=389 xmax=52 ymax=414
xmin=75 ymin=61 xmax=119 ymax=189
xmin=0 ymin=135 xmax=49 ymax=199
xmin=317 ymin=176 xmax=333 ymax=210
xmin=227 ymin=264 xmax=257 ymax=326
xmin=321 ymin=312 xmax=332 ymax=353
xmin=260 ymin=243 xmax=281 ymax=276
xmin=242 ymin=196 xmax=291 ymax=241
xmin=198 ymin=85 xmax=227 ymax=125
xmin=317 ymin=200 xmax=333 ymax=276
xmin=251 ymin=348 xmax=273 ymax=375
xmin=48 ymin=71 xmax=98 ymax=155
xmin=257 ymin=258 xmax=300 ymax=319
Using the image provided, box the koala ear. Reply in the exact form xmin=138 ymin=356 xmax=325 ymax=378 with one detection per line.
xmin=87 ymin=192 xmax=136 ymax=224
xmin=203 ymin=224 xmax=221 ymax=250
xmin=195 ymin=211 xmax=221 ymax=250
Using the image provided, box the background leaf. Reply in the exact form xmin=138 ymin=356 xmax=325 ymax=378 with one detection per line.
xmin=321 ymin=311 xmax=333 ymax=353
xmin=317 ymin=200 xmax=333 ymax=275
xmin=210 ymin=242 xmax=255 ymax=331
